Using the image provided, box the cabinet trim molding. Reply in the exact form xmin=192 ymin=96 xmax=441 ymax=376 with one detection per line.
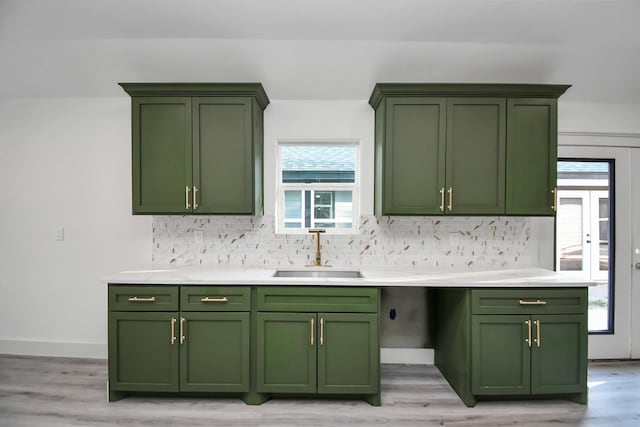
xmin=119 ymin=83 xmax=270 ymax=109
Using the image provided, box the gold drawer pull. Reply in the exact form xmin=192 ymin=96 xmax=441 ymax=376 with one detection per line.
xmin=310 ymin=317 xmax=315 ymax=346
xmin=519 ymin=299 xmax=547 ymax=305
xmin=201 ymin=296 xmax=229 ymax=303
xmin=128 ymin=296 xmax=156 ymax=302
xmin=186 ymin=186 xmax=191 ymax=210
xmin=170 ymin=317 xmax=176 ymax=345
xmin=534 ymin=319 xmax=541 ymax=348
xmin=447 ymin=187 xmax=453 ymax=212
xmin=320 ymin=318 xmax=324 ymax=346
xmin=525 ymin=320 xmax=531 ymax=348
xmin=439 ymin=187 xmax=445 ymax=212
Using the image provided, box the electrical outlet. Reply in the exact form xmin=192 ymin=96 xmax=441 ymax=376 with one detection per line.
xmin=55 ymin=227 xmax=65 ymax=241
xmin=194 ymin=230 xmax=204 ymax=244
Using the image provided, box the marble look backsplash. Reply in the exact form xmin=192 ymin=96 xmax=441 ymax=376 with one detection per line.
xmin=152 ymin=215 xmax=537 ymax=271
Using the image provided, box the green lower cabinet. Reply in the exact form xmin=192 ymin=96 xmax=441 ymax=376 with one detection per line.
xmin=108 ymin=310 xmax=250 ymax=399
xmin=108 ymin=311 xmax=180 ymax=393
xmin=256 ymin=312 xmax=317 ymax=393
xmin=317 ymin=313 xmax=379 ymax=394
xmin=471 ymin=315 xmax=531 ymax=395
xmin=180 ymin=312 xmax=250 ymax=392
xmin=256 ymin=312 xmax=379 ymax=397
xmin=531 ymin=314 xmax=587 ymax=394
xmin=471 ymin=313 xmax=587 ymax=397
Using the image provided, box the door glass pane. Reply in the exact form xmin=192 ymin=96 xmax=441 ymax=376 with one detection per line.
xmin=557 ymin=160 xmax=613 ymax=333
xmin=557 ymin=198 xmax=583 ymax=271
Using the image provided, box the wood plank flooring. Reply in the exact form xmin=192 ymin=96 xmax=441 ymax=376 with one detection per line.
xmin=1 ymin=354 xmax=638 ymax=426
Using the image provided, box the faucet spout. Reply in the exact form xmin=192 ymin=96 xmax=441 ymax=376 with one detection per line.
xmin=307 ymin=229 xmax=328 ymax=267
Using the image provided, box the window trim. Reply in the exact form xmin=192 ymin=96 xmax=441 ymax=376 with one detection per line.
xmin=276 ymin=140 xmax=360 ymax=235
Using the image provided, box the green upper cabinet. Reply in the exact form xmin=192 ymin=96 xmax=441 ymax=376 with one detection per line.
xmin=120 ymin=83 xmax=269 ymax=215
xmin=506 ymin=98 xmax=558 ymax=215
xmin=370 ymin=84 xmax=570 ymax=216
xmin=381 ymin=98 xmax=446 ymax=214
xmin=131 ymin=97 xmax=192 ymax=213
xmin=445 ymin=98 xmax=505 ymax=214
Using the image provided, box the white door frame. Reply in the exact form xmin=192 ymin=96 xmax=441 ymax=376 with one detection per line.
xmin=558 ymin=139 xmax=634 ymax=359
xmin=631 ymin=148 xmax=640 ymax=358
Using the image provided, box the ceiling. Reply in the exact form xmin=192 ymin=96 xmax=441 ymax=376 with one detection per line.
xmin=1 ymin=0 xmax=639 ymax=103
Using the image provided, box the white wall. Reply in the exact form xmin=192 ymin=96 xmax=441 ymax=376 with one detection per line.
xmin=0 ymin=98 xmax=150 ymax=358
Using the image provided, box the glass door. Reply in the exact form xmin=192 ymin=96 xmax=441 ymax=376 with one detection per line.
xmin=557 ymin=145 xmax=634 ymax=359
xmin=557 ymin=189 xmax=609 ymax=331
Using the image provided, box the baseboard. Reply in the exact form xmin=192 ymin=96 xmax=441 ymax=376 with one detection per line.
xmin=0 ymin=339 xmax=107 ymax=359
xmin=381 ymin=348 xmax=434 ymax=365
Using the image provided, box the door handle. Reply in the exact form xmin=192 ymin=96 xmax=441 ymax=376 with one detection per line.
xmin=439 ymin=187 xmax=445 ymax=212
xmin=185 ymin=186 xmax=191 ymax=210
xmin=180 ymin=317 xmax=186 ymax=345
xmin=193 ymin=186 xmax=198 ymax=210
xmin=534 ymin=319 xmax=541 ymax=348
xmin=170 ymin=317 xmax=176 ymax=345
xmin=525 ymin=320 xmax=531 ymax=348
xmin=310 ymin=317 xmax=315 ymax=346
xmin=320 ymin=318 xmax=324 ymax=346
xmin=447 ymin=187 xmax=453 ymax=212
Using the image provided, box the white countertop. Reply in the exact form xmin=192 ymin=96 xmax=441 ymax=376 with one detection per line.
xmin=103 ymin=266 xmax=590 ymax=288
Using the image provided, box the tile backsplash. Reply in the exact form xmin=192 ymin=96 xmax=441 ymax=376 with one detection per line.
xmin=152 ymin=215 xmax=537 ymax=271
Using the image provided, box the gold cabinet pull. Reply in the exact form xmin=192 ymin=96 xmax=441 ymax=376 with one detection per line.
xmin=447 ymin=187 xmax=453 ymax=212
xmin=185 ymin=186 xmax=191 ymax=210
xmin=180 ymin=317 xmax=185 ymax=345
xmin=193 ymin=186 xmax=199 ymax=210
xmin=128 ymin=296 xmax=156 ymax=302
xmin=170 ymin=317 xmax=176 ymax=345
xmin=201 ymin=296 xmax=228 ymax=303
xmin=525 ymin=320 xmax=531 ymax=347
xmin=310 ymin=317 xmax=315 ymax=346
xmin=551 ymin=188 xmax=557 ymax=211
xmin=519 ymin=299 xmax=547 ymax=305
xmin=534 ymin=319 xmax=541 ymax=348
xmin=320 ymin=318 xmax=324 ymax=346
xmin=439 ymin=187 xmax=445 ymax=212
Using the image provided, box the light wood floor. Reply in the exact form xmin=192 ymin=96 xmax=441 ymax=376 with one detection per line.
xmin=0 ymin=354 xmax=638 ymax=426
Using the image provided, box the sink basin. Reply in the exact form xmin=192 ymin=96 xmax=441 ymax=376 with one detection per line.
xmin=273 ymin=270 xmax=363 ymax=278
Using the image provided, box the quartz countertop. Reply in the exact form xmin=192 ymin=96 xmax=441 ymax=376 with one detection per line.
xmin=103 ymin=266 xmax=590 ymax=288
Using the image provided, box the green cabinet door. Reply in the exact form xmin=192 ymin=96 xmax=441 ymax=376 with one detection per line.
xmin=382 ymin=97 xmax=446 ymax=215
xmin=132 ymin=97 xmax=192 ymax=214
xmin=256 ymin=312 xmax=317 ymax=393
xmin=471 ymin=314 xmax=530 ymax=395
xmin=108 ymin=312 xmax=179 ymax=392
xmin=317 ymin=313 xmax=379 ymax=394
xmin=180 ymin=312 xmax=250 ymax=392
xmin=192 ymin=97 xmax=255 ymax=214
xmin=446 ymin=98 xmax=506 ymax=215
xmin=531 ymin=314 xmax=587 ymax=395
xmin=506 ymin=98 xmax=558 ymax=215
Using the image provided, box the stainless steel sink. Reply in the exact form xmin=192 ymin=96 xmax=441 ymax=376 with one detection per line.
xmin=273 ymin=270 xmax=363 ymax=278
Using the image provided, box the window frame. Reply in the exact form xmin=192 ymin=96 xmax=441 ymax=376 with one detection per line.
xmin=276 ymin=140 xmax=360 ymax=235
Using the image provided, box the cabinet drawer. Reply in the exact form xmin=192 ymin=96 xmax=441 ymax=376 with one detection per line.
xmin=180 ymin=286 xmax=251 ymax=311
xmin=109 ymin=285 xmax=179 ymax=311
xmin=471 ymin=289 xmax=586 ymax=315
xmin=257 ymin=287 xmax=378 ymax=313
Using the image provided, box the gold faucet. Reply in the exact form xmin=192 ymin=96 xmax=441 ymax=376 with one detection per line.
xmin=307 ymin=229 xmax=329 ymax=267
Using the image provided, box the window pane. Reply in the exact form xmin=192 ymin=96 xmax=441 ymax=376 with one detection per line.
xmin=284 ymin=191 xmax=302 ymax=219
xmin=284 ymin=222 xmax=302 ymax=228
xmin=599 ymin=198 xmax=608 ymax=218
xmin=314 ymin=191 xmax=333 ymax=206
xmin=281 ymin=145 xmax=356 ymax=183
xmin=558 ymin=198 xmax=583 ymax=271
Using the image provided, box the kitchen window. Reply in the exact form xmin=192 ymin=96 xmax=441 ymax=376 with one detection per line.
xmin=277 ymin=142 xmax=359 ymax=233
